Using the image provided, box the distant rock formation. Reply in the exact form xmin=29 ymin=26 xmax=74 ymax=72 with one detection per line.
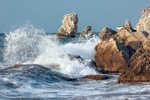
xmin=95 ymin=39 xmax=129 ymax=73
xmin=57 ymin=13 xmax=78 ymax=37
xmin=136 ymin=6 xmax=150 ymax=33
xmin=99 ymin=26 xmax=117 ymax=41
xmin=78 ymin=25 xmax=95 ymax=38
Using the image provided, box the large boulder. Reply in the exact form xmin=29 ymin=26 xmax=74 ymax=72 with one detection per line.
xmin=95 ymin=39 xmax=129 ymax=73
xmin=79 ymin=25 xmax=95 ymax=38
xmin=118 ymin=48 xmax=150 ymax=83
xmin=57 ymin=13 xmax=78 ymax=37
xmin=136 ymin=6 xmax=150 ymax=34
xmin=99 ymin=26 xmax=117 ymax=41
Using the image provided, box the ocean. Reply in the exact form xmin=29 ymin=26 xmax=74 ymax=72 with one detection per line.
xmin=0 ymin=24 xmax=150 ymax=100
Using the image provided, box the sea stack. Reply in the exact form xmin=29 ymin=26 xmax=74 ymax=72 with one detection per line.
xmin=57 ymin=13 xmax=78 ymax=38
xmin=136 ymin=6 xmax=150 ymax=34
xmin=79 ymin=25 xmax=95 ymax=38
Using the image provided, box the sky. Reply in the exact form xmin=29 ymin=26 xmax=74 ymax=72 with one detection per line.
xmin=0 ymin=0 xmax=149 ymax=33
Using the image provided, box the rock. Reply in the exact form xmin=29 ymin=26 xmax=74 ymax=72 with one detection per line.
xmin=57 ymin=13 xmax=78 ymax=37
xmin=125 ymin=20 xmax=136 ymax=32
xmin=95 ymin=39 xmax=129 ymax=73
xmin=118 ymin=48 xmax=150 ymax=83
xmin=114 ymin=27 xmax=132 ymax=44
xmin=83 ymin=75 xmax=105 ymax=80
xmin=136 ymin=6 xmax=150 ymax=34
xmin=99 ymin=26 xmax=117 ymax=41
xmin=125 ymin=31 xmax=147 ymax=52
xmin=79 ymin=25 xmax=95 ymax=38
xmin=67 ymin=54 xmax=84 ymax=63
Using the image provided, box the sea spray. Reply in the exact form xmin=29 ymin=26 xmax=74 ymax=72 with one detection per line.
xmin=4 ymin=23 xmax=100 ymax=77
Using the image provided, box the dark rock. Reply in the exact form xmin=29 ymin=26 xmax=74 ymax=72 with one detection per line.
xmin=67 ymin=54 xmax=84 ymax=63
xmin=79 ymin=25 xmax=95 ymax=38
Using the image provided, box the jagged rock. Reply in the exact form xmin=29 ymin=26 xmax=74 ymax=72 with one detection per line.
xmin=99 ymin=26 xmax=117 ymax=41
xmin=114 ymin=27 xmax=132 ymax=44
xmin=57 ymin=13 xmax=78 ymax=37
xmin=79 ymin=25 xmax=95 ymax=38
xmin=136 ymin=6 xmax=150 ymax=34
xmin=118 ymin=48 xmax=150 ymax=83
xmin=125 ymin=20 xmax=135 ymax=32
xmin=83 ymin=75 xmax=105 ymax=80
xmin=95 ymin=39 xmax=129 ymax=73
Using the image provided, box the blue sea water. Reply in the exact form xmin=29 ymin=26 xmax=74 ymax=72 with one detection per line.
xmin=0 ymin=24 xmax=150 ymax=100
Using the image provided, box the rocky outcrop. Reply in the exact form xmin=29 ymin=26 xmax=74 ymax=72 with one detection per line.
xmin=79 ymin=26 xmax=95 ymax=38
xmin=99 ymin=26 xmax=117 ymax=41
xmin=136 ymin=6 xmax=150 ymax=34
xmin=95 ymin=39 xmax=129 ymax=73
xmin=118 ymin=48 xmax=150 ymax=83
xmin=57 ymin=13 xmax=78 ymax=37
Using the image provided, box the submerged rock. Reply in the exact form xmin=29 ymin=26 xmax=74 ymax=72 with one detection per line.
xmin=136 ymin=6 xmax=150 ymax=34
xmin=79 ymin=25 xmax=95 ymax=38
xmin=57 ymin=13 xmax=78 ymax=37
xmin=67 ymin=54 xmax=84 ymax=63
xmin=95 ymin=39 xmax=129 ymax=73
xmin=118 ymin=48 xmax=150 ymax=83
xmin=99 ymin=26 xmax=117 ymax=41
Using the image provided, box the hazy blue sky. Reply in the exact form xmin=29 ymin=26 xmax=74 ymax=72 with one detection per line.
xmin=0 ymin=0 xmax=149 ymax=33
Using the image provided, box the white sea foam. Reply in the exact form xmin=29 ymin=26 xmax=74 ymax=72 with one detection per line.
xmin=4 ymin=23 xmax=100 ymax=77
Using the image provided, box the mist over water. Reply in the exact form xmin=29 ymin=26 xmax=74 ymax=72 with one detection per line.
xmin=0 ymin=23 xmax=150 ymax=99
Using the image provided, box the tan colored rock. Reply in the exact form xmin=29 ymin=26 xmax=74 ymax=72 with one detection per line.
xmin=125 ymin=31 xmax=147 ymax=51
xmin=57 ymin=13 xmax=78 ymax=37
xmin=136 ymin=6 xmax=150 ymax=34
xmin=95 ymin=39 xmax=129 ymax=73
xmin=125 ymin=20 xmax=135 ymax=32
xmin=115 ymin=27 xmax=132 ymax=43
xmin=79 ymin=25 xmax=95 ymax=38
xmin=99 ymin=26 xmax=116 ymax=41
xmin=118 ymin=48 xmax=150 ymax=83
xmin=83 ymin=75 xmax=105 ymax=80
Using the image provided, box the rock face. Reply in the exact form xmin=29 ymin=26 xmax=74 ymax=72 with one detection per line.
xmin=136 ymin=6 xmax=150 ymax=33
xmin=118 ymin=48 xmax=150 ymax=83
xmin=95 ymin=39 xmax=129 ymax=73
xmin=99 ymin=26 xmax=117 ymax=41
xmin=57 ymin=13 xmax=78 ymax=37
xmin=79 ymin=25 xmax=95 ymax=38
